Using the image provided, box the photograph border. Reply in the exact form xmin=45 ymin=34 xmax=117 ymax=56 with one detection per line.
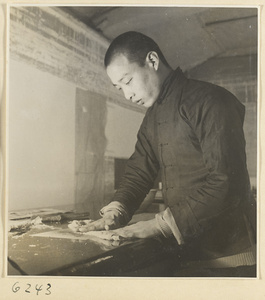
xmin=1 ymin=1 xmax=264 ymax=299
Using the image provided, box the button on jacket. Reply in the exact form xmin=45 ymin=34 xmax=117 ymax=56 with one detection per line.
xmin=112 ymin=68 xmax=253 ymax=255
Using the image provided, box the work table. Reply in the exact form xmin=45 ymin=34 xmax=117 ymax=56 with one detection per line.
xmin=8 ymin=212 xmax=182 ymax=277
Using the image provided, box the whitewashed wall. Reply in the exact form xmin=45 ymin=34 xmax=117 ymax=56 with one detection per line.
xmin=9 ymin=6 xmax=144 ymax=211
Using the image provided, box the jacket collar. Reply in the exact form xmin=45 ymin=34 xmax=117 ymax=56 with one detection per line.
xmin=156 ymin=67 xmax=187 ymax=104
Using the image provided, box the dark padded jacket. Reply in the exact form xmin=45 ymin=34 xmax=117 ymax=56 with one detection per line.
xmin=112 ymin=68 xmax=253 ymax=252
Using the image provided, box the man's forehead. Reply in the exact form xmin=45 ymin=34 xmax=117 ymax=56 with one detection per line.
xmin=109 ymin=53 xmax=131 ymax=68
xmin=106 ymin=54 xmax=135 ymax=82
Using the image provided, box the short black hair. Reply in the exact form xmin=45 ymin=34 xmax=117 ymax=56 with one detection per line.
xmin=104 ymin=31 xmax=169 ymax=68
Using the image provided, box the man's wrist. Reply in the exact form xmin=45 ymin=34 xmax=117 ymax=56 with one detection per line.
xmin=100 ymin=201 xmax=130 ymax=225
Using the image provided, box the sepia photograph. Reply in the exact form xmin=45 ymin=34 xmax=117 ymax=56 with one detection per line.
xmin=1 ymin=2 xmax=264 ymax=299
xmin=6 ymin=5 xmax=258 ymax=278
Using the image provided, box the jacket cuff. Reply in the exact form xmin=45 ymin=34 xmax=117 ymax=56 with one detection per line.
xmin=155 ymin=208 xmax=185 ymax=245
xmin=155 ymin=213 xmax=173 ymax=238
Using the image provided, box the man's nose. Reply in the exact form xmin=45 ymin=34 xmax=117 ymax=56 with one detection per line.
xmin=123 ymin=89 xmax=134 ymax=101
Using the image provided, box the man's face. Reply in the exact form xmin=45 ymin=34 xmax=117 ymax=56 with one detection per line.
xmin=106 ymin=54 xmax=160 ymax=108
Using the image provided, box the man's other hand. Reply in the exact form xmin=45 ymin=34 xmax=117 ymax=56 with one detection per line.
xmin=110 ymin=218 xmax=162 ymax=239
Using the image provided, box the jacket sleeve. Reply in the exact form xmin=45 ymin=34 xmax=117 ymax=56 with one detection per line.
xmin=169 ymin=85 xmax=250 ymax=240
xmin=111 ymin=121 xmax=160 ymax=220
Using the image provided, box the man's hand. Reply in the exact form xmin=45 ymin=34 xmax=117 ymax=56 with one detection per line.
xmin=78 ymin=216 xmax=118 ymax=232
xmin=68 ymin=210 xmax=123 ymax=233
xmin=110 ymin=218 xmax=162 ymax=239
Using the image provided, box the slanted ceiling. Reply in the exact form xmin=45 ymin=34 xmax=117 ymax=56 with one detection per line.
xmin=61 ymin=6 xmax=258 ymax=71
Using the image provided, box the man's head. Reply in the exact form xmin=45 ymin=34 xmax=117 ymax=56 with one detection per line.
xmin=104 ymin=31 xmax=169 ymax=68
xmin=104 ymin=31 xmax=171 ymax=108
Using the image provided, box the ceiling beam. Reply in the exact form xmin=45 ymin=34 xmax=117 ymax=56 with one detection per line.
xmin=204 ymin=15 xmax=257 ymax=27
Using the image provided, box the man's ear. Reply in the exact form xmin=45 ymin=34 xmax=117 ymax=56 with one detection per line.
xmin=146 ymin=51 xmax=159 ymax=70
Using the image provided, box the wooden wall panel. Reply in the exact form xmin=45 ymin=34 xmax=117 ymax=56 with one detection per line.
xmin=75 ymin=88 xmax=111 ymax=219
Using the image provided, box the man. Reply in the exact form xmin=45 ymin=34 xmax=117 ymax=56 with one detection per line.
xmin=74 ymin=31 xmax=256 ymax=267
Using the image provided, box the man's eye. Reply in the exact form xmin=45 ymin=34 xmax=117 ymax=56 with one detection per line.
xmin=126 ymin=78 xmax=132 ymax=85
